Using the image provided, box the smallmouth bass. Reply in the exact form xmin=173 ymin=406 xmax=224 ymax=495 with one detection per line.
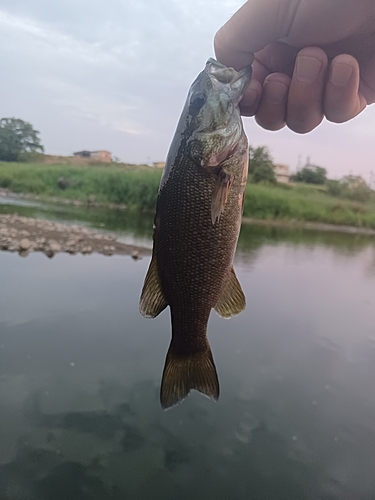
xmin=140 ymin=58 xmax=251 ymax=409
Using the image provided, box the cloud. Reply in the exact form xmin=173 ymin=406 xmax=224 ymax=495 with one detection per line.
xmin=0 ymin=1 xmax=374 ymax=173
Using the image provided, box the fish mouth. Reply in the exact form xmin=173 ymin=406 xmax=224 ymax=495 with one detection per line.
xmin=205 ymin=58 xmax=252 ymax=87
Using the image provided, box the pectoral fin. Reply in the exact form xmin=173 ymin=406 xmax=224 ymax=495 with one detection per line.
xmin=211 ymin=171 xmax=234 ymax=224
xmin=139 ymin=254 xmax=168 ymax=318
xmin=214 ymin=268 xmax=246 ymax=318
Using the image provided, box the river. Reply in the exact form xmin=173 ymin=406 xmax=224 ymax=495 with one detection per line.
xmin=1 ymin=196 xmax=375 ymax=499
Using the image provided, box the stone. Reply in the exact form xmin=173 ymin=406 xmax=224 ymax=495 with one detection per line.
xmin=19 ymin=239 xmax=31 ymax=251
xmin=49 ymin=241 xmax=61 ymax=253
xmin=57 ymin=177 xmax=70 ymax=190
xmin=103 ymin=245 xmax=115 ymax=256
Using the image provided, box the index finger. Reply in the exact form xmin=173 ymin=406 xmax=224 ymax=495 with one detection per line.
xmin=214 ymin=0 xmax=299 ymax=70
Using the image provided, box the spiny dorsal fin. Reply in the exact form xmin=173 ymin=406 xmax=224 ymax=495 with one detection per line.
xmin=139 ymin=254 xmax=168 ymax=318
xmin=211 ymin=171 xmax=234 ymax=224
xmin=160 ymin=344 xmax=219 ymax=409
xmin=214 ymin=267 xmax=246 ymax=318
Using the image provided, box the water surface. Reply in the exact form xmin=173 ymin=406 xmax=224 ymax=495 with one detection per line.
xmin=1 ymin=198 xmax=375 ymax=499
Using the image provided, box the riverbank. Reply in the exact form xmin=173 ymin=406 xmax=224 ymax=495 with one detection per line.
xmin=242 ymin=217 xmax=375 ymax=236
xmin=0 ymin=213 xmax=151 ymax=258
xmin=1 ymin=161 xmax=375 ymax=230
xmin=0 ymin=161 xmax=161 ymax=211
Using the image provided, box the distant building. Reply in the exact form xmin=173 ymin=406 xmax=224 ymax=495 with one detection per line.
xmin=73 ymin=150 xmax=112 ymax=163
xmin=153 ymin=161 xmax=165 ymax=169
xmin=274 ymin=163 xmax=290 ymax=183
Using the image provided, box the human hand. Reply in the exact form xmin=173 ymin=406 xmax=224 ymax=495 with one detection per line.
xmin=214 ymin=0 xmax=375 ymax=133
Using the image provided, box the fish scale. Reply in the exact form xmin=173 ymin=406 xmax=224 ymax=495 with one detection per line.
xmin=140 ymin=58 xmax=251 ymax=408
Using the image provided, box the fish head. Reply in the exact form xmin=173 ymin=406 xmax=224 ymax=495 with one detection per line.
xmin=160 ymin=59 xmax=251 ymax=189
xmin=186 ymin=58 xmax=251 ymax=169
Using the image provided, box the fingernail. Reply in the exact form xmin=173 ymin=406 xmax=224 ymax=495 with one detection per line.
xmin=296 ymin=56 xmax=322 ymax=83
xmin=330 ymin=63 xmax=353 ymax=86
xmin=264 ymin=81 xmax=288 ymax=105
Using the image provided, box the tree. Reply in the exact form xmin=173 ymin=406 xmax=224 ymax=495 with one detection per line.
xmin=326 ymin=175 xmax=373 ymax=202
xmin=292 ymin=164 xmax=327 ymax=184
xmin=248 ymin=146 xmax=276 ymax=184
xmin=0 ymin=118 xmax=44 ymax=161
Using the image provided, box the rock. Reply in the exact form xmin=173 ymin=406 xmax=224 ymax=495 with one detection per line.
xmin=18 ymin=250 xmax=29 ymax=258
xmin=19 ymin=238 xmax=31 ymax=251
xmin=87 ymin=195 xmax=96 ymax=205
xmin=48 ymin=241 xmax=61 ymax=253
xmin=66 ymin=239 xmax=78 ymax=247
xmin=57 ymin=178 xmax=70 ymax=190
xmin=131 ymin=251 xmax=141 ymax=260
xmin=103 ymin=245 xmax=115 ymax=256
xmin=81 ymin=246 xmax=92 ymax=254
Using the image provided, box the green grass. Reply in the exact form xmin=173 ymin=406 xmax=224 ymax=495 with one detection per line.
xmin=243 ymin=183 xmax=375 ymax=228
xmin=1 ymin=161 xmax=375 ymax=228
xmin=0 ymin=162 xmax=162 ymax=211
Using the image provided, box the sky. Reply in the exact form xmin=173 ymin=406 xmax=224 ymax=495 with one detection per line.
xmin=0 ymin=0 xmax=374 ymax=180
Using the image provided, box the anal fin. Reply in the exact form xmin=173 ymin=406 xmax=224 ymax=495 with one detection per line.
xmin=214 ymin=267 xmax=246 ymax=318
xmin=160 ymin=344 xmax=219 ymax=409
xmin=139 ymin=254 xmax=168 ymax=318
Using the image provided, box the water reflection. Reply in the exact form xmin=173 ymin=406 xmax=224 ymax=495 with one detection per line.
xmin=1 ymin=208 xmax=375 ymax=498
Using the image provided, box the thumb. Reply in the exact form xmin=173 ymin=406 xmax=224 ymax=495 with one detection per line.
xmin=214 ymin=0 xmax=300 ymax=70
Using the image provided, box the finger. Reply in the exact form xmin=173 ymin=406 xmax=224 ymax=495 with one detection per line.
xmin=214 ymin=0 xmax=299 ymax=70
xmin=360 ymin=53 xmax=375 ymax=104
xmin=324 ymin=55 xmax=367 ymax=123
xmin=239 ymin=43 xmax=297 ymax=116
xmin=240 ymin=78 xmax=263 ymax=116
xmin=286 ymin=47 xmax=328 ymax=133
xmin=255 ymin=73 xmax=291 ymax=130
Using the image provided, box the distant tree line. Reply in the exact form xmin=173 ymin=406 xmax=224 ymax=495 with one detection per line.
xmin=248 ymin=146 xmax=277 ymax=184
xmin=0 ymin=118 xmax=43 ymax=162
xmin=290 ymin=164 xmax=327 ymax=184
xmin=248 ymin=145 xmax=373 ymax=203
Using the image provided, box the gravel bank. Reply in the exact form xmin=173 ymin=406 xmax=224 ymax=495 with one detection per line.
xmin=0 ymin=214 xmax=151 ymax=259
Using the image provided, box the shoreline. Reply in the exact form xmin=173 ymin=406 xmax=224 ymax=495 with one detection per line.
xmin=241 ymin=217 xmax=375 ymax=236
xmin=1 ymin=188 xmax=375 ymax=238
xmin=0 ymin=213 xmax=151 ymax=258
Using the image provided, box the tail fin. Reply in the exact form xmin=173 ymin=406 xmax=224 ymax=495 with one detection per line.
xmin=160 ymin=343 xmax=219 ymax=409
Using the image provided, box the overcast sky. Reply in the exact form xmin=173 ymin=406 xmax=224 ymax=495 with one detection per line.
xmin=1 ymin=0 xmax=374 ymax=179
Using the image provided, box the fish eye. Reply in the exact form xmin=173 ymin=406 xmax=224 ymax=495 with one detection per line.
xmin=190 ymin=91 xmax=206 ymax=111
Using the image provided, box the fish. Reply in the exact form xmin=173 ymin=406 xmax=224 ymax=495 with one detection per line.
xmin=140 ymin=58 xmax=251 ymax=409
